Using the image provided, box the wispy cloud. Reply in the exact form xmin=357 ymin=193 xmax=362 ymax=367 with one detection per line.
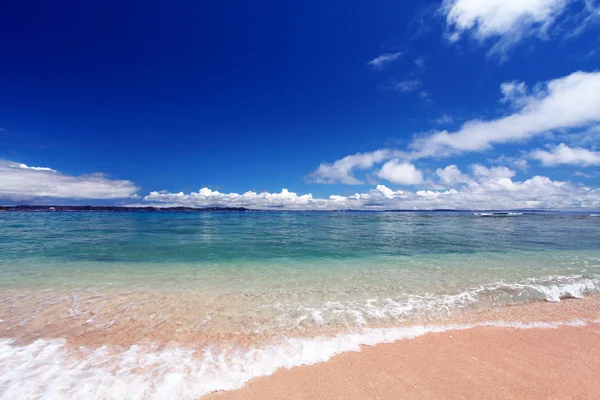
xmin=408 ymin=71 xmax=600 ymax=157
xmin=573 ymin=170 xmax=600 ymax=178
xmin=489 ymin=155 xmax=530 ymax=171
xmin=391 ymin=79 xmax=423 ymax=92
xmin=563 ymin=0 xmax=600 ymax=39
xmin=432 ymin=114 xmax=454 ymax=125
xmin=367 ymin=52 xmax=403 ymax=70
xmin=419 ymin=91 xmax=433 ymax=103
xmin=414 ymin=57 xmax=427 ymax=71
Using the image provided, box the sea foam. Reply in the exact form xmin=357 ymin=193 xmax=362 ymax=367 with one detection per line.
xmin=284 ymin=275 xmax=600 ymax=327
xmin=0 ymin=318 xmax=596 ymax=400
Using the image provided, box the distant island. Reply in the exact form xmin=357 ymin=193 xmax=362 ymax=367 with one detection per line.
xmin=0 ymin=205 xmax=562 ymax=213
xmin=0 ymin=205 xmax=250 ymax=212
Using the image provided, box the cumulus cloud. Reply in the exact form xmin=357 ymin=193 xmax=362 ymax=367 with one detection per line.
xmin=436 ymin=164 xmax=519 ymax=187
xmin=308 ymin=149 xmax=405 ymax=185
xmin=144 ymin=188 xmax=314 ymax=209
xmin=436 ymin=165 xmax=472 ymax=185
xmin=377 ymin=161 xmax=424 ymax=185
xmin=310 ymin=71 xmax=600 ymax=184
xmin=0 ymin=159 xmax=139 ymax=202
xmin=529 ymin=143 xmax=600 ymax=166
xmin=141 ymin=171 xmax=600 ymax=210
xmin=367 ymin=52 xmax=403 ymax=69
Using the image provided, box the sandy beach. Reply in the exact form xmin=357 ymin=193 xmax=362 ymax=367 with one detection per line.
xmin=208 ymin=298 xmax=600 ymax=400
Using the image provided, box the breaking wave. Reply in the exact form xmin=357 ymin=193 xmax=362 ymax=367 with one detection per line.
xmin=1 ymin=274 xmax=598 ymax=399
xmin=284 ymin=275 xmax=600 ymax=327
xmin=0 ymin=319 xmax=595 ymax=400
xmin=473 ymin=212 xmax=524 ymax=217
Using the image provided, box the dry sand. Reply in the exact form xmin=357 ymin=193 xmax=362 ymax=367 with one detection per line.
xmin=207 ymin=298 xmax=600 ymax=400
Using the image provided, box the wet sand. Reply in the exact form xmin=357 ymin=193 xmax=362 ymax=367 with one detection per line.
xmin=208 ymin=298 xmax=600 ymax=400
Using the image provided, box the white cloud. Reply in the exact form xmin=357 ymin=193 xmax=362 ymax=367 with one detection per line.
xmin=0 ymin=159 xmax=139 ymax=202
xmin=529 ymin=143 xmax=600 ymax=166
xmin=141 ymin=172 xmax=600 ymax=210
xmin=513 ymin=159 xmax=530 ymax=171
xmin=436 ymin=165 xmax=472 ymax=185
xmin=557 ymin=125 xmax=600 ymax=146
xmin=471 ymin=164 xmax=516 ymax=179
xmin=489 ymin=155 xmax=530 ymax=171
xmin=436 ymin=164 xmax=519 ymax=187
xmin=308 ymin=149 xmax=405 ymax=185
xmin=144 ymin=187 xmax=314 ymax=209
xmin=377 ymin=161 xmax=424 ymax=185
xmin=442 ymin=0 xmax=600 ymax=56
xmin=410 ymin=71 xmax=600 ymax=157
xmin=367 ymin=52 xmax=403 ymax=69
xmin=500 ymin=81 xmax=529 ymax=105
xmin=442 ymin=0 xmax=569 ymax=55
xmin=13 ymin=162 xmax=56 ymax=172
xmin=573 ymin=170 xmax=600 ymax=178
xmin=310 ymin=71 xmax=600 ymax=184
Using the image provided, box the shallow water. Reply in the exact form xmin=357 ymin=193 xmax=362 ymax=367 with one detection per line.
xmin=1 ymin=211 xmax=599 ymax=398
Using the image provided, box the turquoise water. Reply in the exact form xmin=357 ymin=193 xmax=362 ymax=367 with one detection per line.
xmin=1 ymin=211 xmax=600 ymax=399
xmin=2 ymin=211 xmax=599 ymax=263
xmin=1 ymin=211 xmax=599 ymax=296
xmin=1 ymin=210 xmax=599 ymax=331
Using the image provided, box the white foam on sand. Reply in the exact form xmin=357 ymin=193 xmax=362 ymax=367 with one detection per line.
xmin=285 ymin=275 xmax=600 ymax=326
xmin=0 ymin=318 xmax=596 ymax=400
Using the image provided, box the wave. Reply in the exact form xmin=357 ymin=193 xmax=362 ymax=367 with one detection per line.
xmin=473 ymin=212 xmax=524 ymax=217
xmin=286 ymin=275 xmax=600 ymax=327
xmin=0 ymin=274 xmax=598 ymax=399
xmin=0 ymin=318 xmax=595 ymax=400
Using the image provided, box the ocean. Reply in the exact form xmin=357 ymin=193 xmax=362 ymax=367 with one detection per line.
xmin=1 ymin=211 xmax=599 ymax=399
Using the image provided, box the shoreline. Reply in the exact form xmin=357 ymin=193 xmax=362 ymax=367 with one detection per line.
xmin=1 ymin=294 xmax=599 ymax=399
xmin=208 ymin=320 xmax=600 ymax=400
xmin=206 ymin=296 xmax=600 ymax=400
xmin=3 ymin=274 xmax=599 ymax=349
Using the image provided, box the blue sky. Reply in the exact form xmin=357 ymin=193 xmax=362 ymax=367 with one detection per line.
xmin=1 ymin=0 xmax=600 ymax=209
